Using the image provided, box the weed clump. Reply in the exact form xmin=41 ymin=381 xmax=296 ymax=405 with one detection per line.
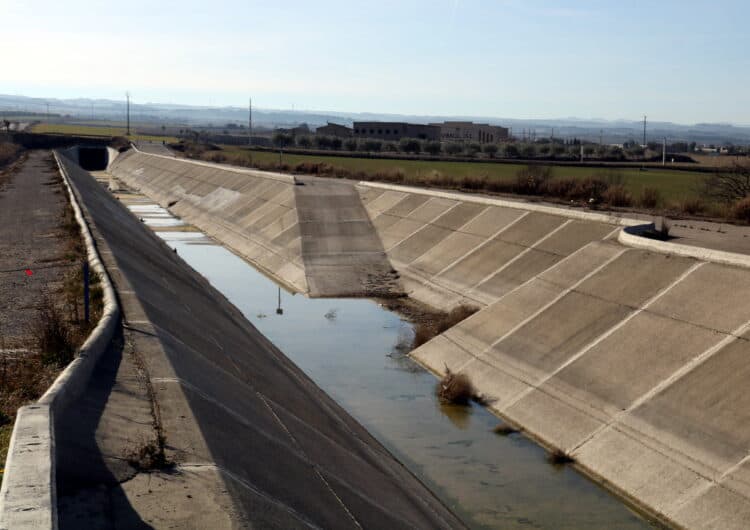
xmin=436 ymin=367 xmax=475 ymax=406
xmin=33 ymin=298 xmax=75 ymax=367
xmin=733 ymin=196 xmax=750 ymax=223
xmin=639 ymin=187 xmax=661 ymax=209
xmin=127 ymin=434 xmax=172 ymax=471
xmin=412 ymin=304 xmax=478 ymax=349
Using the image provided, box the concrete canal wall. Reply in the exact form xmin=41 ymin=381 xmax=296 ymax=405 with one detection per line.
xmin=110 ymin=149 xmax=750 ymax=529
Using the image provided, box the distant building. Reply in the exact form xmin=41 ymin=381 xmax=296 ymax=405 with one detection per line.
xmin=430 ymin=121 xmax=509 ymax=143
xmin=353 ymin=122 xmax=440 ymax=141
xmin=316 ymin=122 xmax=352 ymax=137
xmin=276 ymin=123 xmax=311 ymax=137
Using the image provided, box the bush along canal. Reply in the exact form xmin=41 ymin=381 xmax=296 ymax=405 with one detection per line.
xmin=126 ymin=198 xmax=659 ymax=529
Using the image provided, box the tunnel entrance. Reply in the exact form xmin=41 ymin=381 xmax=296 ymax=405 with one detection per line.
xmin=78 ymin=146 xmax=108 ymax=171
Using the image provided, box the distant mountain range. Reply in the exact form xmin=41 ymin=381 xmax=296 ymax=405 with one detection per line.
xmin=2 ymin=93 xmax=749 ymax=145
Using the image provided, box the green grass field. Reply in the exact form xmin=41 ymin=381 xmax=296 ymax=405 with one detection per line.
xmin=31 ymin=123 xmax=178 ymax=143
xmin=223 ymin=147 xmax=706 ymax=204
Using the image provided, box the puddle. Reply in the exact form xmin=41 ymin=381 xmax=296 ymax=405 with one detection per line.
xmin=129 ymin=205 xmax=657 ymax=529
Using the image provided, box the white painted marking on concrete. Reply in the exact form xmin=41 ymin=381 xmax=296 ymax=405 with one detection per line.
xmin=502 ymin=262 xmax=706 ymax=411
xmin=453 ymin=247 xmax=630 ymax=373
xmin=434 ymin=211 xmax=530 ymax=278
xmin=385 ymin=200 xmax=461 ymax=252
xmin=569 ymin=318 xmax=750 ymax=456
xmin=469 ymin=219 xmax=573 ymax=290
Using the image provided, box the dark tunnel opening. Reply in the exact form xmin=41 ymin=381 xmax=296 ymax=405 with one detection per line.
xmin=78 ymin=147 xmax=108 ymax=171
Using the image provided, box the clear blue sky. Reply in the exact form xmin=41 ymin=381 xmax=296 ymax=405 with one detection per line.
xmin=2 ymin=0 xmax=748 ymax=124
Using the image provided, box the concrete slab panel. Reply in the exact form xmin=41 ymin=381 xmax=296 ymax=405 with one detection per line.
xmin=488 ymin=291 xmax=631 ymax=383
xmin=497 ymin=212 xmax=566 ymax=247
xmin=409 ymin=232 xmax=485 ymax=277
xmin=363 ymin=190 xmax=407 ymax=216
xmin=461 ymin=206 xmax=525 ymax=237
xmin=380 ymin=218 xmax=427 ymax=249
xmin=383 ymin=194 xmax=431 ymax=218
xmin=648 ymin=263 xmax=750 ymax=333
xmin=432 ymin=202 xmax=487 ymax=230
xmin=577 ymin=250 xmax=696 ymax=308
xmin=539 ymin=241 xmax=623 ymax=288
xmin=630 ymin=333 xmax=750 ymax=472
xmin=404 ymin=198 xmax=457 ymax=223
xmin=390 ymin=225 xmax=453 ymax=265
xmin=475 ymin=249 xmax=562 ymax=298
xmin=439 ymin=239 xmax=525 ymax=288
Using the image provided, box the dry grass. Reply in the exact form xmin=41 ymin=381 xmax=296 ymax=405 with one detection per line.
xmin=126 ymin=434 xmax=173 ymax=472
xmin=733 ymin=196 xmax=750 ymax=223
xmin=436 ymin=368 xmax=476 ymax=405
xmin=639 ymin=187 xmax=661 ymax=208
xmin=412 ymin=304 xmax=479 ymax=348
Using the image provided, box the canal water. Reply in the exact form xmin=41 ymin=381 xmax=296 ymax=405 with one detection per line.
xmin=126 ymin=198 xmax=657 ymax=529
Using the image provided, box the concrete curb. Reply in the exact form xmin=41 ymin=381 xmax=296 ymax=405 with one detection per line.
xmin=358 ymin=181 xmax=644 ymax=227
xmin=0 ymin=151 xmax=121 ymax=530
xmin=619 ymin=224 xmax=750 ymax=269
xmin=130 ymin=144 xmax=295 ymax=184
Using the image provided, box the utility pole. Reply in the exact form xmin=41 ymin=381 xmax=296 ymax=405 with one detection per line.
xmin=599 ymin=129 xmax=603 ymax=146
xmin=126 ymin=91 xmax=131 ymax=136
xmin=662 ymin=136 xmax=667 ymax=166
xmin=643 ymin=115 xmax=647 ymax=147
xmin=551 ymin=128 xmax=554 ymax=143
xmin=248 ymin=97 xmax=252 ymax=147
xmin=46 ymin=103 xmax=50 ymax=123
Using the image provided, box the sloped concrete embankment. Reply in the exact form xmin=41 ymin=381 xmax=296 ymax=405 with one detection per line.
xmin=109 ymin=149 xmax=309 ymax=293
xmin=53 ymin=155 xmax=463 ymax=528
xmin=362 ymin=183 xmax=750 ymax=529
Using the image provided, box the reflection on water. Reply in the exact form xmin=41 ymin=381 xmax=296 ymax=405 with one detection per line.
xmin=131 ymin=204 xmax=656 ymax=529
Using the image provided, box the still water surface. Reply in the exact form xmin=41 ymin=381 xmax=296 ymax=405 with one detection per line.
xmin=131 ymin=202 xmax=655 ymax=529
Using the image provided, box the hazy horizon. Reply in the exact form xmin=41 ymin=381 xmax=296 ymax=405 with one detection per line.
xmin=2 ymin=0 xmax=749 ymax=125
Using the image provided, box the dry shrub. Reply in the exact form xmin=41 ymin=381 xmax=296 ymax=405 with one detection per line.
xmin=126 ymin=434 xmax=172 ymax=471
xmin=602 ymin=185 xmax=633 ymax=207
xmin=0 ymin=353 xmax=57 ymax=421
xmin=733 ymin=196 xmax=750 ymax=223
xmin=681 ymin=197 xmax=707 ymax=215
xmin=639 ymin=187 xmax=661 ymax=209
xmin=436 ymin=367 xmax=475 ymax=405
xmin=515 ymin=165 xmax=553 ymax=194
xmin=0 ymin=141 xmax=21 ymax=167
xmin=412 ymin=304 xmax=479 ymax=348
xmin=372 ymin=168 xmax=406 ymax=183
xmin=568 ymin=178 xmax=608 ymax=202
xmin=33 ymin=298 xmax=75 ymax=367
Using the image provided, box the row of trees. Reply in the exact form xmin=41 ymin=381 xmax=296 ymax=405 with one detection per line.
xmin=270 ymin=132 xmax=642 ymax=160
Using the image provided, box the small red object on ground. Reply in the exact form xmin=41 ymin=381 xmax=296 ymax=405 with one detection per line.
xmin=25 ymin=269 xmax=33 ymax=276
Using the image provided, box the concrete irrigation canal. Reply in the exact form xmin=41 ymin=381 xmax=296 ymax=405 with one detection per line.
xmin=2 ymin=143 xmax=750 ymax=529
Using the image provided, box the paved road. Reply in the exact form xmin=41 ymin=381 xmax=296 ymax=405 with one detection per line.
xmin=55 ymin=153 xmax=464 ymax=529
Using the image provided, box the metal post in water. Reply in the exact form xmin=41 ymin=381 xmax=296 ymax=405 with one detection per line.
xmin=83 ymin=260 xmax=90 ymax=323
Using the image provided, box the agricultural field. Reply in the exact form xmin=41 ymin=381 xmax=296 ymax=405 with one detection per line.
xmin=31 ymin=123 xmax=177 ymax=143
xmin=222 ymin=147 xmax=707 ymax=205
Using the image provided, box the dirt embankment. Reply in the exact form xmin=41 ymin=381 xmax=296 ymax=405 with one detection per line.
xmin=0 ymin=151 xmax=97 ymax=483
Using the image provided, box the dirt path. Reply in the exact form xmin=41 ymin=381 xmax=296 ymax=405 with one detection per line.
xmin=0 ymin=150 xmax=78 ymax=349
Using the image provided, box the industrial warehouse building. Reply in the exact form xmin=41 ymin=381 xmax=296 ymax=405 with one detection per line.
xmin=430 ymin=121 xmax=509 ymax=143
xmin=353 ymin=122 xmax=440 ymax=141
xmin=315 ymin=122 xmax=352 ymax=137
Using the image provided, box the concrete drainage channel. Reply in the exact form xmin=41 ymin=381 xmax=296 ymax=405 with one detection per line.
xmin=112 ymin=179 xmax=657 ymax=528
xmin=0 ymin=152 xmax=120 ymax=528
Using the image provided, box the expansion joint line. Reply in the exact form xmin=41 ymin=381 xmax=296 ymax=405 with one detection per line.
xmin=569 ymin=316 xmax=750 ymax=457
xmin=255 ymin=392 xmax=364 ymax=529
xmin=469 ymin=219 xmax=574 ymax=290
xmin=503 ymin=261 xmax=706 ymax=413
xmin=453 ymin=246 xmax=630 ymax=374
xmin=385 ymin=199 xmax=462 ymax=252
xmin=433 ymin=211 xmax=530 ymax=277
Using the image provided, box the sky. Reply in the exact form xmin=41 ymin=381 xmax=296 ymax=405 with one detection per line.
xmin=1 ymin=0 xmax=748 ymax=124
